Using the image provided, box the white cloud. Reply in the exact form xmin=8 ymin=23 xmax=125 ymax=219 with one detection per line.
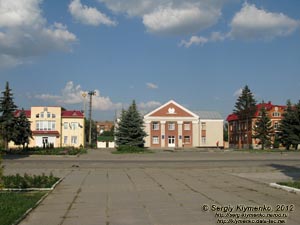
xmin=146 ymin=82 xmax=158 ymax=89
xmin=138 ymin=101 xmax=161 ymax=111
xmin=35 ymin=81 xmax=122 ymax=111
xmin=179 ymin=35 xmax=208 ymax=48
xmin=69 ymin=0 xmax=117 ymax=26
xmin=0 ymin=0 xmax=76 ymax=68
xmin=143 ymin=4 xmax=220 ymax=35
xmin=98 ymin=0 xmax=222 ymax=35
xmin=230 ymin=3 xmax=299 ymax=40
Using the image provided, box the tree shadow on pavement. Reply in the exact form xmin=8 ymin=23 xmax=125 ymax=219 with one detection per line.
xmin=269 ymin=164 xmax=300 ymax=181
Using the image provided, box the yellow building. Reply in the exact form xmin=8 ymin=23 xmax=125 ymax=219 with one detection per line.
xmin=10 ymin=106 xmax=85 ymax=148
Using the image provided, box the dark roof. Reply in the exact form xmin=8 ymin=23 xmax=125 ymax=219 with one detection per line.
xmin=194 ymin=111 xmax=223 ymax=120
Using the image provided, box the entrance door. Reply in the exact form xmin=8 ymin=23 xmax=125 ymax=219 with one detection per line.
xmin=168 ymin=136 xmax=175 ymax=147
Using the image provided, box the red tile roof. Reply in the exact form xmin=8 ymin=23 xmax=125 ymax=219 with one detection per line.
xmin=227 ymin=101 xmax=286 ymax=121
xmin=14 ymin=110 xmax=31 ymax=118
xmin=61 ymin=110 xmax=84 ymax=118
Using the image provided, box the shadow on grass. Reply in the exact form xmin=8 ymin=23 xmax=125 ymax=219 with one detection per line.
xmin=269 ymin=164 xmax=300 ymax=181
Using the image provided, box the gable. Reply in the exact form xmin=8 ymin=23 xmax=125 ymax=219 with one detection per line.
xmin=145 ymin=100 xmax=198 ymax=118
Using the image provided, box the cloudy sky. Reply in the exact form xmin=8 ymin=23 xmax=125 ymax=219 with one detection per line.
xmin=0 ymin=0 xmax=299 ymax=120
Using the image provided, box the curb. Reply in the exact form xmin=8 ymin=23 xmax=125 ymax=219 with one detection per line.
xmin=270 ymin=182 xmax=300 ymax=194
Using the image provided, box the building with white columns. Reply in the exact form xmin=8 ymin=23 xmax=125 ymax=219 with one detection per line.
xmin=144 ymin=100 xmax=223 ymax=148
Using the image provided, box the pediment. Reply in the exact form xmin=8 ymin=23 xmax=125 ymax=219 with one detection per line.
xmin=145 ymin=100 xmax=198 ymax=118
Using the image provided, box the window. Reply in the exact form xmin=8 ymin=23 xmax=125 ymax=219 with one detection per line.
xmin=184 ymin=123 xmax=190 ymax=130
xmin=168 ymin=122 xmax=175 ymax=130
xmin=273 ymin=112 xmax=281 ymax=117
xmin=36 ymin=121 xmax=56 ymax=131
xmin=64 ymin=136 xmax=68 ymax=145
xmin=47 ymin=112 xmax=51 ymax=118
xmin=184 ymin=136 xmax=190 ymax=143
xmin=152 ymin=122 xmax=159 ymax=130
xmin=40 ymin=112 xmax=44 ymax=118
xmin=71 ymin=122 xmax=78 ymax=130
xmin=52 ymin=114 xmax=56 ymax=118
xmin=201 ymin=137 xmax=206 ymax=144
xmin=152 ymin=136 xmax=159 ymax=144
xmin=64 ymin=122 xmax=68 ymax=129
xmin=71 ymin=136 xmax=78 ymax=144
xmin=274 ymin=122 xmax=279 ymax=129
xmin=201 ymin=122 xmax=206 ymax=130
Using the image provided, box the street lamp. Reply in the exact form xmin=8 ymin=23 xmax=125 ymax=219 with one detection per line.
xmin=88 ymin=91 xmax=96 ymax=147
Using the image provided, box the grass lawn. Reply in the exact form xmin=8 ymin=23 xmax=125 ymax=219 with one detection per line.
xmin=0 ymin=191 xmax=46 ymax=225
xmin=278 ymin=181 xmax=300 ymax=189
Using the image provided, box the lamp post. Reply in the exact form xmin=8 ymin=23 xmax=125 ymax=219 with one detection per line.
xmin=81 ymin=92 xmax=87 ymax=115
xmin=88 ymin=91 xmax=96 ymax=147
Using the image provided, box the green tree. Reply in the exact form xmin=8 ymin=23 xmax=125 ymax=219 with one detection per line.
xmin=223 ymin=122 xmax=228 ymax=142
xmin=252 ymin=102 xmax=273 ymax=150
xmin=291 ymin=100 xmax=300 ymax=150
xmin=278 ymin=100 xmax=296 ymax=150
xmin=0 ymin=82 xmax=17 ymax=150
xmin=12 ymin=109 xmax=32 ymax=149
xmin=233 ymin=85 xmax=257 ymax=148
xmin=115 ymin=100 xmax=147 ymax=147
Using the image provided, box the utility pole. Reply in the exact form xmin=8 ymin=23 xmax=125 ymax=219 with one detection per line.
xmin=88 ymin=91 xmax=96 ymax=147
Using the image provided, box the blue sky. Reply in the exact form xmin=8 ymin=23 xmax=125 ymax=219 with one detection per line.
xmin=0 ymin=0 xmax=299 ymax=120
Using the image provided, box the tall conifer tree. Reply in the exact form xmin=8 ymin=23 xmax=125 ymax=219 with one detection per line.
xmin=0 ymin=82 xmax=17 ymax=150
xmin=12 ymin=109 xmax=32 ymax=149
xmin=233 ymin=85 xmax=257 ymax=148
xmin=252 ymin=102 xmax=273 ymax=150
xmin=115 ymin=100 xmax=147 ymax=147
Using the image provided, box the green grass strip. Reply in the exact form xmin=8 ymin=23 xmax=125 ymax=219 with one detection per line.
xmin=0 ymin=191 xmax=46 ymax=225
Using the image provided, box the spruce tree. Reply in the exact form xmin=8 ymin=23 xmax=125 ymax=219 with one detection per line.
xmin=292 ymin=100 xmax=300 ymax=150
xmin=0 ymin=82 xmax=17 ymax=150
xmin=12 ymin=109 xmax=32 ymax=149
xmin=115 ymin=100 xmax=147 ymax=148
xmin=278 ymin=100 xmax=295 ymax=150
xmin=252 ymin=102 xmax=273 ymax=150
xmin=233 ymin=85 xmax=257 ymax=148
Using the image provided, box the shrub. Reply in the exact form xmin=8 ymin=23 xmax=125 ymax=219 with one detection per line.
xmin=3 ymin=173 xmax=59 ymax=189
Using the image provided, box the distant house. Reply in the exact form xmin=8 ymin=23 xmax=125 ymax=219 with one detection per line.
xmin=10 ymin=107 xmax=85 ymax=148
xmin=96 ymin=121 xmax=114 ymax=135
xmin=144 ymin=100 xmax=224 ymax=148
xmin=226 ymin=101 xmax=285 ymax=149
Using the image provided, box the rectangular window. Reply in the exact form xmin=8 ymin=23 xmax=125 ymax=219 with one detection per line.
xmin=184 ymin=123 xmax=190 ymax=130
xmin=152 ymin=136 xmax=159 ymax=144
xmin=71 ymin=136 xmax=77 ymax=144
xmin=168 ymin=122 xmax=175 ymax=130
xmin=71 ymin=122 xmax=78 ymax=130
xmin=152 ymin=122 xmax=159 ymax=130
xmin=202 ymin=137 xmax=206 ymax=144
xmin=47 ymin=112 xmax=51 ymax=118
xmin=274 ymin=122 xmax=279 ymax=129
xmin=40 ymin=112 xmax=44 ymax=118
xmin=52 ymin=114 xmax=56 ymax=118
xmin=184 ymin=136 xmax=190 ymax=143
xmin=64 ymin=122 xmax=68 ymax=129
xmin=201 ymin=122 xmax=206 ymax=130
xmin=64 ymin=136 xmax=68 ymax=145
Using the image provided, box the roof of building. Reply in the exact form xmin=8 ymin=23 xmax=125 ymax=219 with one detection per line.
xmin=194 ymin=111 xmax=223 ymax=120
xmin=61 ymin=110 xmax=84 ymax=118
xmin=14 ymin=109 xmax=84 ymax=118
xmin=226 ymin=101 xmax=286 ymax=121
xmin=14 ymin=110 xmax=31 ymax=118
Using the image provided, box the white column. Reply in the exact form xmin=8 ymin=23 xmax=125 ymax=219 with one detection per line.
xmin=177 ymin=121 xmax=183 ymax=147
xmin=192 ymin=121 xmax=199 ymax=147
xmin=144 ymin=121 xmax=151 ymax=147
xmin=161 ymin=121 xmax=166 ymax=148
